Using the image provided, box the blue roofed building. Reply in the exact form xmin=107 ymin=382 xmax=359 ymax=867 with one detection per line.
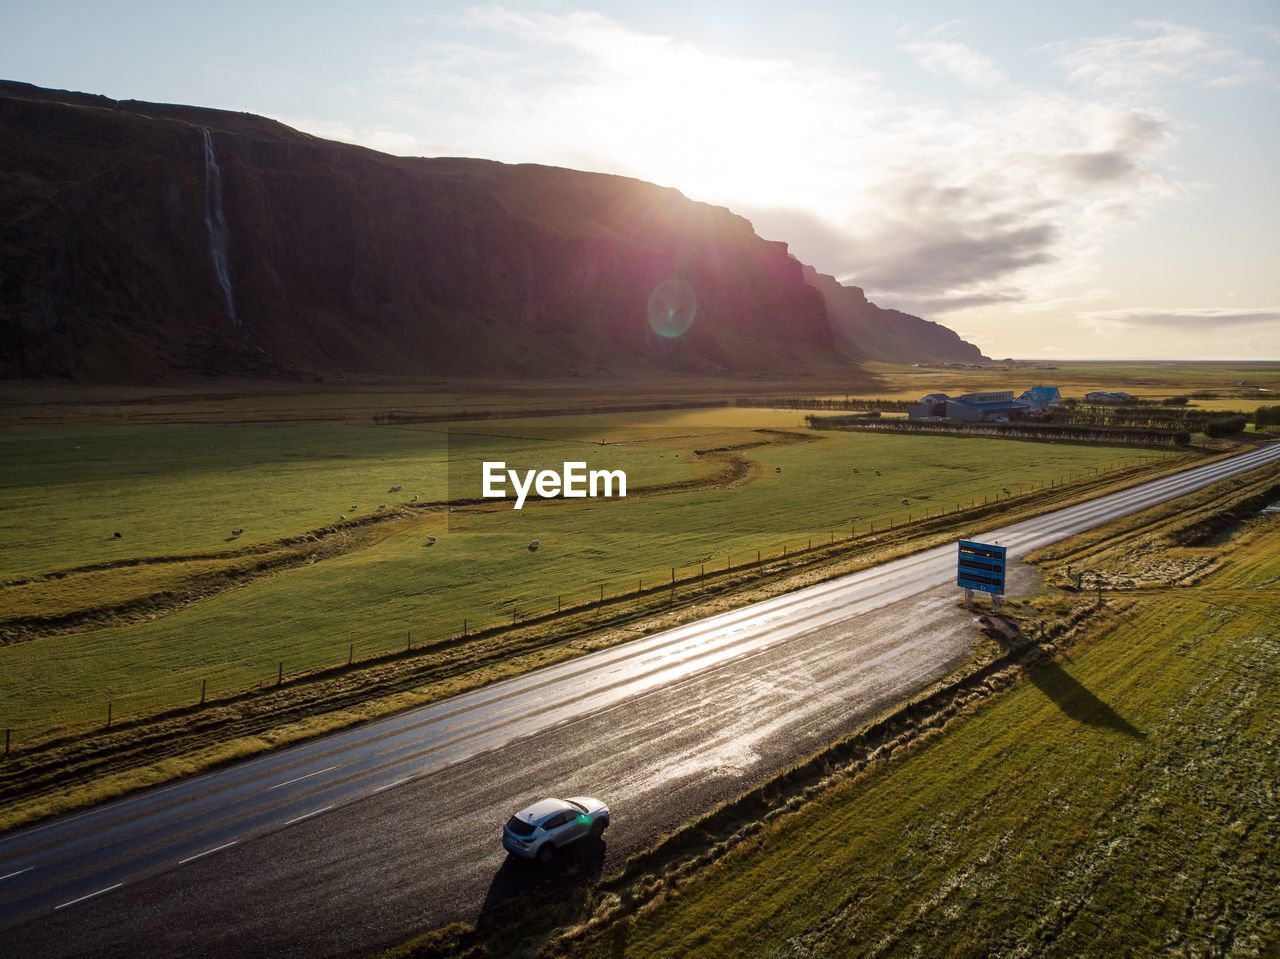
xmin=1018 ymin=385 xmax=1061 ymax=409
xmin=908 ymin=390 xmax=1034 ymax=422
xmin=944 ymin=391 xmax=1032 ymax=423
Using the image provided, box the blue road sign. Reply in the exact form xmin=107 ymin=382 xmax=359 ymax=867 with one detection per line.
xmin=958 ymin=540 xmax=1006 ymax=595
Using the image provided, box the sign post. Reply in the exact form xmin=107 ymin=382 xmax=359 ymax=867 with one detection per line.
xmin=957 ymin=540 xmax=1007 ymax=611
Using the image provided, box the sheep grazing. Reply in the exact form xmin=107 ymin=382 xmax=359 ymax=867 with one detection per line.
xmin=410 ymin=494 xmax=418 ymax=501
xmin=231 ymin=528 xmax=244 ymax=537
xmin=852 ymin=467 xmax=859 ymax=474
xmin=388 ymin=484 xmax=402 ymax=493
xmin=378 ymin=503 xmax=388 ymax=510
xmin=901 ymin=499 xmax=910 ymax=506
xmin=425 ymin=535 xmax=438 ymax=547
xmin=113 ymin=531 xmax=122 ymax=539
xmin=528 ymin=540 xmax=541 ymax=552
xmin=350 ymin=505 xmax=358 ymax=511
xmin=339 ymin=514 xmax=346 ymax=520
xmin=775 ymin=467 xmax=782 ymax=473
xmin=875 ymin=470 xmax=882 ymax=476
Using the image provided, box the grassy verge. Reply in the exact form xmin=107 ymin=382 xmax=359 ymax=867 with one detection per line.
xmin=388 ymin=464 xmax=1280 ymax=958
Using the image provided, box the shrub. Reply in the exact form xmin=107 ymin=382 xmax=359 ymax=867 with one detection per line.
xmin=1163 ymin=395 xmax=1189 ymax=406
xmin=1204 ymin=415 xmax=1247 ymax=437
xmin=1255 ymin=404 xmax=1280 ymax=427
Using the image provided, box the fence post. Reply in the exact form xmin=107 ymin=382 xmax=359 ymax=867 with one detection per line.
xmin=4 ymin=728 xmax=10 ymax=757
xmin=277 ymin=662 xmax=283 ymax=687
xmin=407 ymin=630 xmax=412 ymax=652
xmin=557 ymin=595 xmax=562 ymax=613
xmin=757 ymin=549 xmax=761 ymax=563
xmin=671 ymin=567 xmax=675 ymax=583
xmin=348 ymin=642 xmax=354 ymax=665
xmin=106 ymin=701 xmax=112 ymax=729
xmin=200 ymin=679 xmax=207 ymax=705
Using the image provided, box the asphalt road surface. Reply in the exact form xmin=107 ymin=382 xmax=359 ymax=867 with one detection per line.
xmin=2 ymin=443 xmax=1277 ymax=957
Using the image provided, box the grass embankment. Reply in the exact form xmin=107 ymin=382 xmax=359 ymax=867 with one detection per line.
xmin=0 ymin=414 xmax=1163 ymax=741
xmin=391 ymin=465 xmax=1280 ymax=959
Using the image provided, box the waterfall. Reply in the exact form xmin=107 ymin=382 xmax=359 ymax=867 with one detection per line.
xmin=201 ymin=128 xmax=238 ymax=329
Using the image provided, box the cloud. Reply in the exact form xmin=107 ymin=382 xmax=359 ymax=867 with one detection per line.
xmin=1079 ymin=307 xmax=1280 ymax=332
xmin=367 ymin=7 xmax=1187 ymax=318
xmin=1048 ymin=21 xmax=1272 ymax=90
xmin=903 ymin=37 xmax=1007 ymax=87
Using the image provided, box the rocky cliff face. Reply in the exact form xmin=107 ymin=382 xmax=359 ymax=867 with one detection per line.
xmin=0 ymin=81 xmax=983 ymax=380
xmin=801 ymin=266 xmax=987 ymax=365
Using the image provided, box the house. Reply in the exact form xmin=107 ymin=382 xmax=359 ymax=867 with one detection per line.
xmin=1018 ymin=385 xmax=1061 ymax=409
xmin=907 ymin=393 xmax=950 ymax=419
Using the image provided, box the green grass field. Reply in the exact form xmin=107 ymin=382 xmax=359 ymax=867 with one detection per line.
xmin=575 ymin=518 xmax=1280 ymax=958
xmin=0 ymin=423 xmax=712 ymax=579
xmin=0 ymin=407 xmax=1168 ymax=740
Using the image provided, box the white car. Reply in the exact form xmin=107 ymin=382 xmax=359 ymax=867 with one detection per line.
xmin=502 ymin=796 xmax=611 ymax=863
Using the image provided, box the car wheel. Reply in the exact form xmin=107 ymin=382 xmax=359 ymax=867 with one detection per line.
xmin=536 ymin=842 xmax=555 ymax=864
xmin=590 ymin=818 xmax=608 ymax=839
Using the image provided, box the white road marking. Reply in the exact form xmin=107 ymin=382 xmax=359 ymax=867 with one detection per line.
xmin=283 ymin=805 xmax=334 ymax=827
xmin=0 ymin=867 xmax=33 ymax=882
xmin=267 ymin=764 xmax=341 ymax=791
xmin=55 ymin=883 xmax=122 ymax=910
xmin=373 ymin=777 xmax=410 ymax=793
xmin=178 ymin=840 xmax=238 ymax=865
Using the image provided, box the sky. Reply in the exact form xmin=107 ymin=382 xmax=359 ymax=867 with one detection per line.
xmin=2 ymin=0 xmax=1278 ymax=360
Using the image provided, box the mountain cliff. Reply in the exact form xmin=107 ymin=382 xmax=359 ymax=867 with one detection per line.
xmin=0 ymin=80 xmax=984 ymax=380
xmin=801 ymin=266 xmax=986 ymax=365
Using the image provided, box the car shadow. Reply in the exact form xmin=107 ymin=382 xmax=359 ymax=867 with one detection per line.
xmin=475 ymin=837 xmax=607 ymax=934
xmin=1027 ymin=657 xmax=1144 ymax=739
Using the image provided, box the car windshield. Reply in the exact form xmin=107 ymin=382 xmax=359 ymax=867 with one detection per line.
xmin=566 ymin=800 xmax=589 ymax=813
xmin=506 ymin=816 xmax=535 ymax=837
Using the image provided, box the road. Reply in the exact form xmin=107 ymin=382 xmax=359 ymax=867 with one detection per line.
xmin=2 ymin=442 xmax=1277 ymax=957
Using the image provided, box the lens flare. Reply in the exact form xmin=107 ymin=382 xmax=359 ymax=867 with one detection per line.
xmin=647 ymin=277 xmax=697 ymax=339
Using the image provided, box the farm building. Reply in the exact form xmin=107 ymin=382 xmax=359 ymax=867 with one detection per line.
xmin=1018 ymin=385 xmax=1062 ymax=408
xmin=1084 ymin=390 xmax=1136 ymax=405
xmin=908 ymin=393 xmax=952 ymax=418
xmin=908 ymin=391 xmax=1033 ymax=423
